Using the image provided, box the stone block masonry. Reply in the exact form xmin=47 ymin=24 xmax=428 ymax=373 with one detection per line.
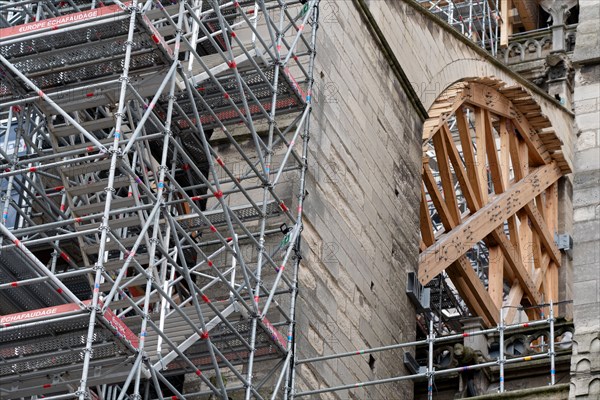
xmin=570 ymin=0 xmax=600 ymax=398
xmin=292 ymin=0 xmax=423 ymax=398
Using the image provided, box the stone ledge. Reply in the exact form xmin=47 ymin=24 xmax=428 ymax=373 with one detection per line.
xmin=467 ymin=383 xmax=570 ymax=400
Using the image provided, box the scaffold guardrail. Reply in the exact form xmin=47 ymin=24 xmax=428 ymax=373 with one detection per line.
xmin=293 ymin=302 xmax=568 ymax=399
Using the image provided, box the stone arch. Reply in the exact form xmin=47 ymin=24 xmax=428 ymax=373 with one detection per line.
xmin=589 ymin=378 xmax=600 ymax=397
xmin=576 ymin=358 xmax=591 ymax=373
xmin=356 ymin=0 xmax=574 ymax=168
xmin=590 ymin=336 xmax=600 ymax=353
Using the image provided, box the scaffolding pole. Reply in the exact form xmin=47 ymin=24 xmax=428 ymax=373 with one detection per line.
xmin=418 ymin=0 xmax=500 ymax=55
xmin=0 ymin=1 xmax=320 ymax=399
xmin=295 ymin=303 xmax=562 ymax=398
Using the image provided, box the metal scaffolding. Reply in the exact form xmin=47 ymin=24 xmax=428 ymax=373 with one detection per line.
xmin=418 ymin=0 xmax=501 ymax=55
xmin=295 ymin=302 xmax=568 ymax=399
xmin=0 ymin=1 xmax=320 ymax=399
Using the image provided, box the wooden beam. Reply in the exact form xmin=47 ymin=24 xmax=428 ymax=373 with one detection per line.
xmin=499 ymin=119 xmax=511 ymax=188
xmin=506 ymin=236 xmax=551 ymax=322
xmin=546 ymin=183 xmax=558 ymax=234
xmin=446 ymin=84 xmax=550 ymax=167
xmin=447 ymin=257 xmax=500 ymax=327
xmin=419 ymin=162 xmax=562 ymax=285
xmin=432 ymin=130 xmax=462 ymax=224
xmin=546 ymin=262 xmax=559 ymax=303
xmin=508 ymin=128 xmax=528 ymax=181
xmin=422 ymin=155 xmax=499 ymax=326
xmin=474 ymin=108 xmax=489 ymax=204
xmin=510 ymin=117 xmax=550 ymax=166
xmin=490 ymin=227 xmax=541 ymax=306
xmin=499 ymin=120 xmax=524 ymax=266
xmin=534 ymin=253 xmax=552 ymax=290
xmin=423 ymin=163 xmax=455 ymax=230
xmin=423 ymin=89 xmax=470 ymax=143
xmin=488 ymin=245 xmax=504 ymax=309
xmin=442 ymin=123 xmax=481 ymax=212
xmin=512 ymin=0 xmax=539 ymax=31
xmin=484 ymin=111 xmax=506 ymax=195
xmin=504 ymin=282 xmax=523 ymax=324
xmin=523 ymin=203 xmax=561 ymax=266
xmin=464 ymin=83 xmax=517 ymax=119
xmin=500 ymin=0 xmax=512 ymax=48
xmin=420 ymin=184 xmax=436 ymax=247
xmin=456 ymin=106 xmax=485 ymax=207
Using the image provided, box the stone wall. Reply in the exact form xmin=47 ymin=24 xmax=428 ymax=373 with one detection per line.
xmin=363 ymin=0 xmax=574 ymax=169
xmin=292 ymin=1 xmax=423 ymax=398
xmin=569 ymin=0 xmax=600 ymax=398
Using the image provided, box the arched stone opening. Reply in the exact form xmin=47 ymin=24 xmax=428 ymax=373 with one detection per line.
xmin=418 ymin=78 xmax=570 ymax=329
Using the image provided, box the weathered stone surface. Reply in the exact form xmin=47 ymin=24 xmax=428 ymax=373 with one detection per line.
xmin=292 ymin=2 xmax=422 ymax=398
xmin=573 ymin=15 xmax=600 ymax=65
xmin=570 ymin=2 xmax=600 ymax=397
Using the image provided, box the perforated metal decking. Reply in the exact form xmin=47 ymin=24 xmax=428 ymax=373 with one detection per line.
xmin=0 ymin=1 xmax=320 ymax=399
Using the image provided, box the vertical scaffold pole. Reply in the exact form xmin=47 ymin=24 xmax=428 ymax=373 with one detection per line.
xmin=243 ymin=2 xmax=286 ymax=398
xmin=427 ymin=318 xmax=434 ymax=400
xmin=549 ymin=301 xmax=556 ymax=385
xmin=468 ymin=0 xmax=473 ymax=39
xmin=499 ymin=307 xmax=505 ymax=393
xmin=287 ymin=2 xmax=320 ymax=398
xmin=76 ymin=1 xmax=138 ymax=398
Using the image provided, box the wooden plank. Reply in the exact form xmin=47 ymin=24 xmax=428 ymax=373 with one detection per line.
xmin=419 ymin=162 xmax=562 ymax=285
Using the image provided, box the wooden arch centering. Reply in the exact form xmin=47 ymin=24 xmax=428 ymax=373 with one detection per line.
xmin=418 ymin=78 xmax=570 ymax=328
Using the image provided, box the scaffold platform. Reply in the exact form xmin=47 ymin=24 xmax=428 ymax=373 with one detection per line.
xmin=0 ymin=300 xmax=138 ymax=399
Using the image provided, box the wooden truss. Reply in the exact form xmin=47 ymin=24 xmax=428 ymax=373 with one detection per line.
xmin=418 ymin=79 xmax=570 ymax=328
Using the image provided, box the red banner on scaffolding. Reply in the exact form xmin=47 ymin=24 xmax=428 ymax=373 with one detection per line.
xmin=0 ymin=302 xmax=82 ymax=325
xmin=0 ymin=299 xmax=139 ymax=348
xmin=100 ymin=301 xmax=140 ymax=348
xmin=0 ymin=3 xmax=125 ymax=39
